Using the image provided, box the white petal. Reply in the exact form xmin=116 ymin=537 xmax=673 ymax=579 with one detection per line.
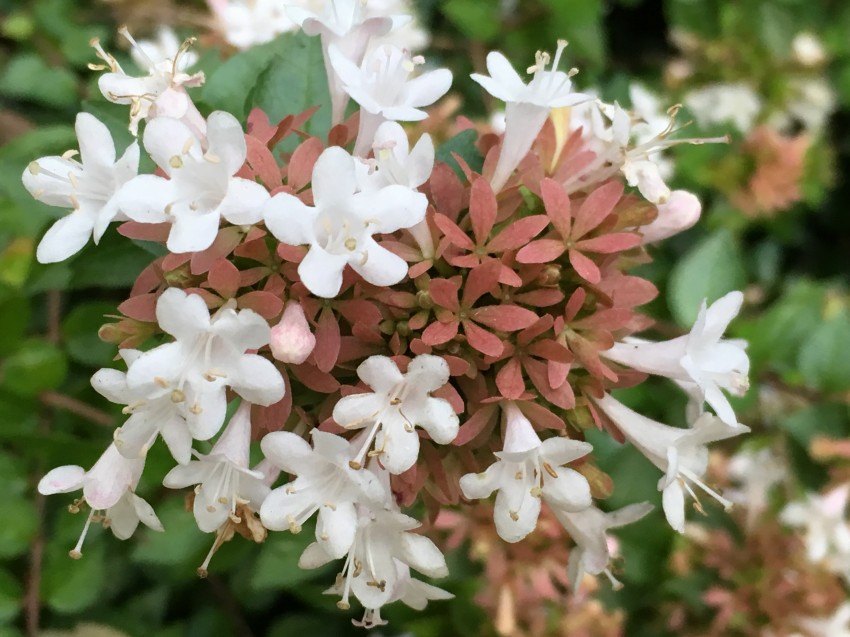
xmin=542 ymin=467 xmax=592 ymax=512
xmin=143 ymin=116 xmax=202 ymax=174
xmin=219 ymin=178 xmax=270 ymax=226
xmin=484 ymin=52 xmax=526 ymax=98
xmin=350 ymin=238 xmax=409 ymax=287
xmin=406 ymin=134 xmax=435 ymax=188
xmin=75 ymin=112 xmax=116 ymax=170
xmin=160 ymin=417 xmax=194 ymax=465
xmin=36 ymin=213 xmax=94 ymax=263
xmin=167 ymin=210 xmax=221 ymax=253
xmin=353 ymin=185 xmax=427 ymax=233
xmin=494 ymin=485 xmax=541 ymax=543
xmin=38 ymin=465 xmax=85 ymax=495
xmin=312 ymin=146 xmax=357 ymax=209
xmin=357 ymin=356 xmax=403 ymax=393
xmin=156 ymin=288 xmax=211 ymax=341
xmin=263 ymin=192 xmax=316 ymax=245
xmin=185 ymin=387 xmax=228 ymax=440
xmin=107 ymin=494 xmax=140 ymax=540
xmin=662 ymin=481 xmax=686 ymax=533
xmin=298 ymin=541 xmax=334 ymax=570
xmin=163 ymin=460 xmax=210 ymax=488
xmin=298 ymin=246 xmax=348 ymax=298
xmin=230 ymin=354 xmax=285 ymax=406
xmin=397 ymin=532 xmax=448 ymax=578
xmin=404 ymin=69 xmax=452 ymax=108
xmin=333 ymin=393 xmax=385 ymax=429
xmin=376 ymin=420 xmax=419 ymax=474
xmin=116 ymin=175 xmax=172 ymax=224
xmin=316 ymin=501 xmax=357 ymax=559
xmin=193 ymin=483 xmax=230 ymax=532
xmin=131 ymin=493 xmax=164 ymax=531
xmin=408 ymin=397 xmax=458 ymax=445
xmin=260 ymin=431 xmax=313 ymax=474
xmin=540 ymin=438 xmax=593 ymax=466
xmin=206 ymin=111 xmax=248 ymax=175
xmin=459 ymin=463 xmax=502 ymax=500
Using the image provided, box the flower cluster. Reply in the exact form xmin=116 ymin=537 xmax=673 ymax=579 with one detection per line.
xmin=29 ymin=0 xmax=752 ymax=626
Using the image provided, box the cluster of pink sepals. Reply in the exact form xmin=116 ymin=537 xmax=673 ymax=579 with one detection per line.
xmin=26 ymin=1 xmax=751 ymax=627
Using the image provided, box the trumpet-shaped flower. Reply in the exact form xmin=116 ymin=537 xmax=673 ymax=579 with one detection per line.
xmin=471 ymin=42 xmax=588 ymax=191
xmin=328 ymin=44 xmax=452 ymax=155
xmin=333 ymin=354 xmax=459 ymax=474
xmin=260 ymin=429 xmax=387 ymax=559
xmin=263 ymin=146 xmax=427 ymax=298
xmin=22 ymin=112 xmax=139 ymax=263
xmin=594 ymin=393 xmax=749 ymax=533
xmin=360 ymin=121 xmax=435 ymax=192
xmin=288 ymin=0 xmax=403 ymax=125
xmin=298 ymin=507 xmax=449 ymax=620
xmin=554 ymin=502 xmax=653 ymax=590
xmin=92 ymin=28 xmax=205 ymax=135
xmin=118 ymin=111 xmax=269 ymax=253
xmin=459 ymin=402 xmax=593 ymax=542
xmin=124 ymin=289 xmax=284 ymax=442
xmin=38 ymin=444 xmax=163 ymax=557
xmin=601 ymin=291 xmax=749 ymax=426
xmin=163 ymin=403 xmax=270 ymax=533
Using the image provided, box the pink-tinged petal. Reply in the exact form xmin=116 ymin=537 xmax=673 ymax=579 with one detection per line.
xmin=464 ymin=320 xmax=504 ymax=357
xmin=350 ymin=239 xmax=409 ymax=287
xmin=313 ymin=307 xmax=341 ymax=373
xmin=231 ymin=355 xmax=285 ymax=406
xmin=427 ymin=278 xmax=460 ymax=312
xmin=156 ymin=288 xmax=211 ymax=341
xmin=219 ymin=178 xmax=269 ymax=226
xmin=576 ymin=232 xmax=641 ymax=254
xmin=488 ymin=215 xmax=550 ymax=252
xmin=36 ymin=213 xmax=94 ymax=263
xmin=516 ymin=239 xmax=566 ymax=264
xmin=38 ymin=465 xmax=85 ymax=495
xmin=116 ymin=175 xmax=172 ymax=224
xmin=573 ymin=181 xmax=624 ymax=240
xmin=297 ymin=246 xmax=348 ymax=298
xmin=496 ymin=357 xmax=525 ymax=399
xmin=76 ymin=112 xmax=116 ymax=169
xmin=569 ymin=249 xmax=601 ymax=284
xmin=404 ymin=69 xmax=453 ymax=108
xmin=421 ymin=319 xmax=459 ymax=346
xmin=469 ymin=304 xmax=539 ymax=332
xmin=263 ymin=192 xmax=316 ymax=246
xmin=206 ymin=111 xmax=248 ymax=175
xmin=143 ymin=117 xmax=202 ymax=174
xmin=432 ymin=213 xmax=475 ymax=250
xmin=540 ymin=178 xmax=572 ymax=238
xmin=462 ymin=259 xmax=501 ymax=307
xmin=469 ymin=178 xmax=497 ymax=246
xmin=312 ymin=146 xmax=357 ymax=208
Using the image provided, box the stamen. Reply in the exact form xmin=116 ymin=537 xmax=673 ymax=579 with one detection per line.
xmin=69 ymin=510 xmax=96 ymax=559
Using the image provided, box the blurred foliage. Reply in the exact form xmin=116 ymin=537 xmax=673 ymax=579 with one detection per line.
xmin=1 ymin=0 xmax=849 ymax=636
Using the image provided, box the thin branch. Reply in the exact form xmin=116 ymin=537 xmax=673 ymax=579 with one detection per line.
xmin=206 ymin=575 xmax=256 ymax=637
xmin=40 ymin=391 xmax=116 ymax=428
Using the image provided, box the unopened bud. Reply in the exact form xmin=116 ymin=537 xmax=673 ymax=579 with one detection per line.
xmin=270 ymin=302 xmax=316 ymax=365
xmin=792 ymin=32 xmax=826 ymax=67
xmin=640 ymin=190 xmax=701 ymax=244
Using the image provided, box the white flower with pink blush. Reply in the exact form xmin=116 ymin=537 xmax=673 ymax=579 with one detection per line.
xmin=118 ymin=111 xmax=269 ymax=254
xmin=22 ymin=112 xmax=139 ymax=263
xmin=270 ymin=302 xmax=316 ymax=365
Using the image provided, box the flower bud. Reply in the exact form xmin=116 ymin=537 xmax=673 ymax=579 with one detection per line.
xmin=792 ymin=32 xmax=826 ymax=67
xmin=269 ymin=302 xmax=315 ymax=365
xmin=639 ymin=190 xmax=701 ymax=244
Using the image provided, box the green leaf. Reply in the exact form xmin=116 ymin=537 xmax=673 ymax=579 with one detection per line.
xmin=779 ymin=403 xmax=850 ymax=448
xmin=250 ymin=33 xmax=332 ymax=139
xmin=201 ymin=41 xmax=280 ymax=120
xmin=441 ymin=0 xmax=501 ymax=41
xmin=668 ymin=229 xmax=746 ymax=326
xmin=69 ymin=237 xmax=154 ymax=289
xmin=798 ymin=309 xmax=850 ymax=392
xmin=542 ymin=0 xmax=606 ymax=66
xmin=0 ymin=569 xmax=21 ymax=624
xmin=0 ymin=496 xmax=38 ymax=559
xmin=0 ymin=54 xmax=78 ymax=108
xmin=62 ymin=302 xmax=118 ymax=368
xmin=43 ymin=543 xmax=106 ymax=613
xmin=250 ymin=531 xmax=322 ymax=592
xmin=1 ymin=339 xmax=68 ymax=397
xmin=131 ymin=498 xmax=203 ymax=567
xmin=435 ymin=130 xmax=483 ymax=178
xmin=0 ymin=293 xmax=29 ymax=356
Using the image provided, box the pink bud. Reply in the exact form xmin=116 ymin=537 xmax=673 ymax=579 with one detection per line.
xmin=640 ymin=190 xmax=701 ymax=243
xmin=270 ymin=302 xmax=315 ymax=365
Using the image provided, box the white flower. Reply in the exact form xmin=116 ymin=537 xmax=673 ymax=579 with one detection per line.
xmin=208 ymin=0 xmax=300 ymax=49
xmin=459 ymin=402 xmax=593 ymax=543
xmin=639 ymin=190 xmax=701 ymax=243
xmin=263 ymin=145 xmax=427 ymax=298
xmin=163 ymin=402 xmax=270 ymax=532
xmin=360 ymin=121 xmax=435 ymax=192
xmin=792 ymin=32 xmax=827 ymax=67
xmin=260 ymin=429 xmax=387 ymax=559
xmin=333 ymin=354 xmax=459 ymax=474
xmin=365 ymin=0 xmax=430 ymax=53
xmin=288 ymin=0 xmax=403 ymax=125
xmin=92 ymin=349 xmax=194 ymax=465
xmin=328 ymin=44 xmax=452 ymax=155
xmin=601 ymin=291 xmax=750 ymax=426
xmin=92 ymin=28 xmax=205 ymax=135
xmin=684 ymin=83 xmax=762 ymax=134
xmin=553 ymin=502 xmax=653 ymax=590
xmin=299 ymin=507 xmax=449 ymax=620
xmin=269 ymin=302 xmax=316 ymax=365
xmin=797 ymin=603 xmax=850 ymax=637
xmin=781 ymin=484 xmax=850 ymax=567
xmin=594 ymin=393 xmax=749 ymax=533
xmin=727 ymin=447 xmax=785 ymax=529
xmin=38 ymin=444 xmax=163 ymax=557
xmin=471 ymin=41 xmax=588 ymax=191
xmin=783 ymin=77 xmax=836 ymax=134
xmin=118 ymin=111 xmax=270 ymax=253
xmin=132 ymin=27 xmax=198 ymax=71
xmin=22 ymin=113 xmax=139 ymax=263
xmin=124 ymin=288 xmax=285 ymax=443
